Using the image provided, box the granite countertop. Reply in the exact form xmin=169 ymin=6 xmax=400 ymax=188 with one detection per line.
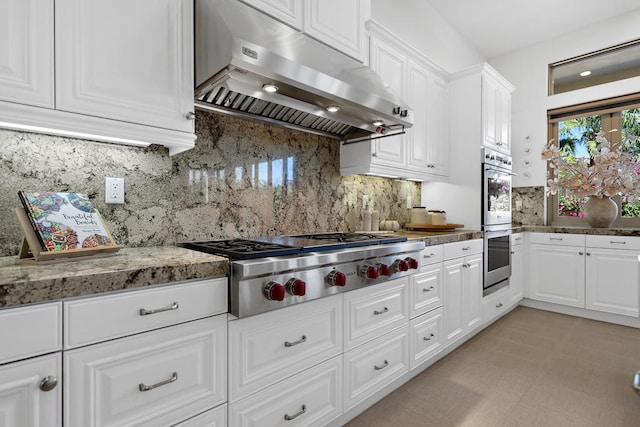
xmin=0 ymin=247 xmax=228 ymax=308
xmin=520 ymin=225 xmax=640 ymax=236
xmin=395 ymin=229 xmax=484 ymax=245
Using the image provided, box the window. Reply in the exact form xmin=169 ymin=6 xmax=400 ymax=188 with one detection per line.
xmin=547 ymin=93 xmax=640 ymax=226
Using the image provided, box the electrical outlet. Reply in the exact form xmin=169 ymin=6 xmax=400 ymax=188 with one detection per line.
xmin=105 ymin=177 xmax=125 ymax=204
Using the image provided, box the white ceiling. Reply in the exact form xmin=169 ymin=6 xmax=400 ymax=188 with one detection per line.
xmin=425 ymin=0 xmax=640 ymax=58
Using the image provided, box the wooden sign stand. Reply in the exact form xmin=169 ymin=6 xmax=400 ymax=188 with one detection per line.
xmin=15 ymin=207 xmax=122 ymax=263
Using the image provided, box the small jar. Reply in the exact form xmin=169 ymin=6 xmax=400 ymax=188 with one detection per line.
xmin=429 ymin=210 xmax=447 ymax=225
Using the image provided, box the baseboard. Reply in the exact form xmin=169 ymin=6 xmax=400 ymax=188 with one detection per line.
xmin=519 ymin=298 xmax=640 ymax=328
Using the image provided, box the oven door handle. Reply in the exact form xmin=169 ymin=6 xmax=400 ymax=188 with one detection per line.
xmin=484 ymin=165 xmax=517 ymax=176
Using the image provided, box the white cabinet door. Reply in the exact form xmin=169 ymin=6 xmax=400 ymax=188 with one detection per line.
xmin=0 ymin=353 xmax=61 ymax=427
xmin=481 ymin=73 xmax=511 ymax=154
xmin=368 ymin=35 xmax=406 ymax=167
xmin=405 ymin=59 xmax=430 ymax=173
xmin=426 ymin=72 xmax=450 ymax=178
xmin=304 ymin=0 xmax=369 ymax=62
xmin=228 ymin=295 xmax=342 ymax=402
xmin=344 ymin=326 xmax=409 ymax=411
xmin=497 ymin=84 xmax=512 ymax=153
xmin=410 ymin=263 xmax=443 ymax=318
xmin=229 ymin=356 xmax=342 ymax=427
xmin=586 ymin=248 xmax=640 ymax=317
xmin=409 ymin=307 xmax=443 ymax=370
xmin=529 ymin=244 xmax=585 ymax=307
xmin=64 ymin=316 xmax=226 ymax=427
xmin=510 ymin=235 xmax=524 ymax=305
xmin=464 ymin=254 xmax=483 ymax=332
xmin=239 ymin=0 xmax=303 ymax=29
xmin=0 ymin=0 xmax=54 ymax=107
xmin=55 ymin=0 xmax=194 ymax=133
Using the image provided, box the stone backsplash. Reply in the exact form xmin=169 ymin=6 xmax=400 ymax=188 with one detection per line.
xmin=0 ymin=110 xmax=420 ymax=257
xmin=512 ymin=186 xmax=545 ymax=226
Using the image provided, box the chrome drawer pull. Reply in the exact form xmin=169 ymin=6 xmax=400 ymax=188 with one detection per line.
xmin=549 ymin=237 xmax=563 ymax=241
xmin=496 ymin=303 xmax=503 ymax=308
xmin=39 ymin=376 xmax=58 ymax=392
xmin=374 ymin=307 xmax=389 ymax=315
xmin=610 ymin=241 xmax=627 ymax=245
xmin=139 ymin=302 xmax=179 ymax=316
xmin=462 ymin=246 xmax=471 ymax=251
xmin=423 ymin=286 xmax=435 ymax=292
xmin=284 ymin=335 xmax=307 ymax=347
xmin=139 ymin=372 xmax=178 ymax=392
xmin=423 ymin=333 xmax=435 ymax=341
xmin=284 ymin=404 xmax=307 ymax=421
xmin=423 ymin=253 xmax=435 ymax=258
xmin=374 ymin=360 xmax=389 ymax=370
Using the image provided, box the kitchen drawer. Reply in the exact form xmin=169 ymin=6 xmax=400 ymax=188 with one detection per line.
xmin=586 ymin=234 xmax=640 ymax=251
xmin=511 ymin=232 xmax=524 ymax=246
xmin=410 ymin=263 xmax=443 ymax=318
xmin=64 ymin=315 xmax=226 ymax=427
xmin=229 ymin=356 xmax=342 ymax=427
xmin=443 ymin=239 xmax=483 ymax=260
xmin=175 ymin=405 xmax=226 ymax=427
xmin=0 ymin=302 xmax=62 ymax=365
xmin=228 ymin=294 xmax=342 ymax=402
xmin=483 ymin=285 xmax=510 ymax=325
xmin=419 ymin=244 xmax=444 ymax=265
xmin=409 ymin=307 xmax=443 ymax=370
xmin=344 ymin=276 xmax=409 ymax=350
xmin=344 ymin=325 xmax=409 ymax=411
xmin=64 ymin=277 xmax=227 ymax=349
xmin=529 ymin=232 xmax=585 ymax=247
xmin=0 ymin=353 xmax=61 ymax=427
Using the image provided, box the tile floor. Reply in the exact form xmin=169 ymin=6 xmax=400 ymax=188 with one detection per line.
xmin=345 ymin=307 xmax=640 ymax=427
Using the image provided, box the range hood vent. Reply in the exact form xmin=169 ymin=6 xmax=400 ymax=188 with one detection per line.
xmin=195 ymin=0 xmax=413 ymax=142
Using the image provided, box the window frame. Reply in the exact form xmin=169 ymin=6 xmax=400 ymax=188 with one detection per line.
xmin=546 ymin=93 xmax=640 ymax=227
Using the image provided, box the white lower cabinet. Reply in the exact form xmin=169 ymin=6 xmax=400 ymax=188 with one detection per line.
xmin=228 ymin=356 xmax=343 ymax=427
xmin=509 ymin=233 xmax=524 ymax=305
xmin=64 ymin=316 xmax=226 ymax=427
xmin=443 ymin=246 xmax=483 ymax=347
xmin=343 ymin=277 xmax=409 ymax=350
xmin=409 ymin=307 xmax=443 ymax=370
xmin=483 ymin=285 xmax=510 ymax=325
xmin=0 ymin=353 xmax=61 ymax=427
xmin=343 ymin=326 xmax=409 ymax=411
xmin=228 ymin=295 xmax=342 ymax=402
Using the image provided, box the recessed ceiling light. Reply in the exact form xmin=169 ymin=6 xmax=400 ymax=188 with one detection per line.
xmin=326 ymin=105 xmax=340 ymax=113
xmin=372 ymin=120 xmax=385 ymax=126
xmin=579 ymin=70 xmax=592 ymax=77
xmin=262 ymin=84 xmax=279 ymax=93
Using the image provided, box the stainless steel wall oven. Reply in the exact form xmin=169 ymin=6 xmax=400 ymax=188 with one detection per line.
xmin=482 ymin=148 xmax=513 ymax=294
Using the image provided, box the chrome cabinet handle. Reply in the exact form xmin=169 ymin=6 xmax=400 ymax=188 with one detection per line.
xmin=549 ymin=237 xmax=563 ymax=241
xmin=39 ymin=376 xmax=58 ymax=392
xmin=185 ymin=111 xmax=196 ymax=120
xmin=423 ymin=333 xmax=435 ymax=341
xmin=496 ymin=303 xmax=503 ymax=308
xmin=423 ymin=286 xmax=435 ymax=292
xmin=510 ymin=251 xmax=515 ymax=254
xmin=284 ymin=335 xmax=307 ymax=347
xmin=423 ymin=253 xmax=436 ymax=258
xmin=284 ymin=404 xmax=307 ymax=421
xmin=610 ymin=241 xmax=627 ymax=245
xmin=139 ymin=372 xmax=178 ymax=392
xmin=462 ymin=246 xmax=471 ymax=251
xmin=374 ymin=307 xmax=389 ymax=315
xmin=586 ymin=252 xmax=591 ymax=256
xmin=139 ymin=302 xmax=179 ymax=316
xmin=372 ymin=152 xmax=378 ymax=157
xmin=374 ymin=360 xmax=389 ymax=370
xmin=579 ymin=251 xmax=584 ymax=255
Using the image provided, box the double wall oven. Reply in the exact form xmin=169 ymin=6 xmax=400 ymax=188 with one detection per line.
xmin=482 ymin=148 xmax=513 ymax=295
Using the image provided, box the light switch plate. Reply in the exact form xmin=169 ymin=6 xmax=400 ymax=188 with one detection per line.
xmin=105 ymin=177 xmax=124 ymax=204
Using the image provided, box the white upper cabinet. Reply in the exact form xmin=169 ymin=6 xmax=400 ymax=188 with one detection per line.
xmin=55 ymin=0 xmax=194 ymax=134
xmin=0 ymin=0 xmax=54 ymax=108
xmin=340 ymin=22 xmax=450 ymax=182
xmin=239 ymin=0 xmax=303 ymax=29
xmin=0 ymin=0 xmax=196 ymax=155
xmin=240 ymin=0 xmax=370 ymax=62
xmin=450 ymin=63 xmax=514 ymax=156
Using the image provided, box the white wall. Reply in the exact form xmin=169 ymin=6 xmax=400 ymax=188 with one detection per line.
xmin=489 ymin=9 xmax=640 ymax=188
xmin=371 ymin=0 xmax=484 ymax=73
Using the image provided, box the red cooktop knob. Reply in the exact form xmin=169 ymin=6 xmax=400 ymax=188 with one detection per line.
xmin=327 ymin=270 xmax=347 ymax=287
xmin=360 ymin=264 xmax=379 ymax=279
xmin=405 ymin=257 xmax=419 ymax=270
xmin=377 ymin=263 xmax=391 ymax=276
xmin=393 ymin=259 xmax=409 ymax=272
xmin=286 ymin=278 xmax=306 ymax=296
xmin=264 ymin=281 xmax=285 ymax=301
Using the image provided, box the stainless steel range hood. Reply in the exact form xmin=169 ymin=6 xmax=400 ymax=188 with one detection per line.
xmin=194 ymin=0 xmax=413 ymax=142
